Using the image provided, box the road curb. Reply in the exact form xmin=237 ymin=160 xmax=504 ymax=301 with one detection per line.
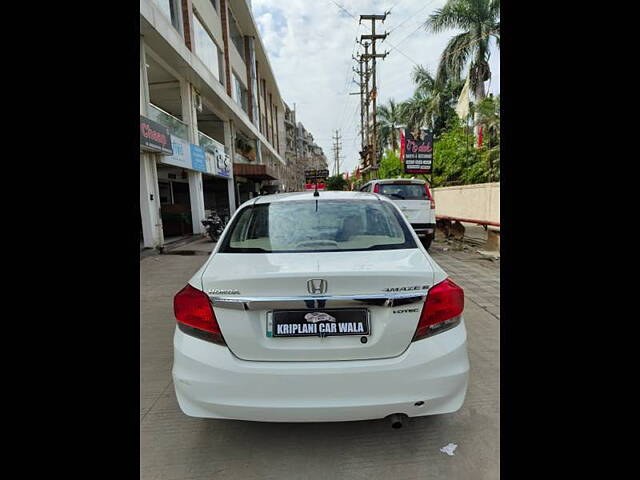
xmin=139 ymin=235 xmax=207 ymax=261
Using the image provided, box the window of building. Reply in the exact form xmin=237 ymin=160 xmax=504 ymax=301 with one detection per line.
xmin=154 ymin=0 xmax=182 ymax=32
xmin=193 ymin=14 xmax=222 ymax=83
xmin=232 ymin=73 xmax=248 ymax=113
xmin=227 ymin=8 xmax=245 ymax=61
xmin=275 ymin=106 xmax=280 ymax=154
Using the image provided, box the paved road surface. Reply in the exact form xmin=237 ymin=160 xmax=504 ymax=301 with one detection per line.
xmin=140 ymin=238 xmax=499 ymax=479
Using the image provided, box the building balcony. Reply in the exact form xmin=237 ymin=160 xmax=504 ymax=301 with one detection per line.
xmin=148 ymin=103 xmax=189 ymax=141
xmin=198 ymin=130 xmax=225 ymax=153
xmin=233 ymin=162 xmax=279 ymax=180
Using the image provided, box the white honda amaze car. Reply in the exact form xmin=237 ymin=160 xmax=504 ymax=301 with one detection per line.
xmin=172 ymin=191 xmax=469 ymax=427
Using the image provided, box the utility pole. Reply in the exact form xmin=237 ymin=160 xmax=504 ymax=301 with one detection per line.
xmin=363 ymin=42 xmax=371 ymax=159
xmin=332 ymin=129 xmax=342 ymax=176
xmin=360 ymin=13 xmax=388 ymax=177
xmin=352 ymin=54 xmax=365 ymax=149
xmin=352 ymin=42 xmax=371 ymax=174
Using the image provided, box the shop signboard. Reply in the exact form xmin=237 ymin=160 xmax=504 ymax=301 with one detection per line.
xmin=161 ymin=135 xmax=231 ymax=177
xmin=304 ymin=169 xmax=330 ymax=181
xmin=400 ymin=128 xmax=433 ymax=174
xmin=140 ymin=116 xmax=173 ymax=155
xmin=190 ymin=145 xmax=207 ymax=172
xmin=160 ymin=136 xmax=191 ymax=169
xmin=205 ymin=151 xmax=231 ymax=178
xmin=203 ymin=140 xmax=231 ymax=178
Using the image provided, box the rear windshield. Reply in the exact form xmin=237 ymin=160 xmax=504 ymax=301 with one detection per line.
xmin=379 ymin=183 xmax=428 ymax=200
xmin=219 ymin=200 xmax=417 ymax=253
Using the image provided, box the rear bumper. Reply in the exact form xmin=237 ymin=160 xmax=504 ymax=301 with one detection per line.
xmin=411 ymin=223 xmax=435 ymax=235
xmin=172 ymin=320 xmax=469 ymax=422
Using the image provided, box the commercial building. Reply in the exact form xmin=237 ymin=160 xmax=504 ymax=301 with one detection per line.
xmin=295 ymin=122 xmax=329 ymax=183
xmin=140 ymin=0 xmax=291 ymax=248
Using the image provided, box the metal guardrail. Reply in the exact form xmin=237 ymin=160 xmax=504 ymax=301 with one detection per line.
xmin=436 ymin=215 xmax=500 ymax=228
xmin=147 ymin=103 xmax=189 ymax=140
xmin=198 ymin=131 xmax=225 ymax=152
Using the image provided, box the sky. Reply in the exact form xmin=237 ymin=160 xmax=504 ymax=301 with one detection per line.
xmin=251 ymin=0 xmax=500 ymax=175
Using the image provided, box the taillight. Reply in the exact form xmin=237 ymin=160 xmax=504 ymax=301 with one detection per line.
xmin=373 ymin=184 xmax=380 ymax=193
xmin=424 ymin=184 xmax=436 ymax=209
xmin=174 ymin=284 xmax=226 ymax=345
xmin=413 ymin=278 xmax=464 ymax=341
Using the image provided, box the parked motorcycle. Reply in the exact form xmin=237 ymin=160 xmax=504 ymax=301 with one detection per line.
xmin=201 ymin=210 xmax=226 ymax=242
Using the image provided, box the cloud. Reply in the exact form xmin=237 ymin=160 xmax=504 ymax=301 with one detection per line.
xmin=252 ymin=0 xmax=500 ymax=174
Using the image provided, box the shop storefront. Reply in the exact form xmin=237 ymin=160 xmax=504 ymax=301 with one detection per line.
xmin=157 ymin=132 xmax=235 ymax=242
xmin=140 ymin=116 xmax=173 ymax=249
xmin=202 ymin=138 xmax=233 ymax=222
xmin=157 ymin=135 xmax=206 ymax=242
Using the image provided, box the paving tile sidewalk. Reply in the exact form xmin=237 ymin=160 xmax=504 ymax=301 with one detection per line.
xmin=429 ymin=241 xmax=500 ymax=320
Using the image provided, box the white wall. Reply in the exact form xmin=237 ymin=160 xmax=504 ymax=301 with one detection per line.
xmin=433 ymin=182 xmax=500 ymax=225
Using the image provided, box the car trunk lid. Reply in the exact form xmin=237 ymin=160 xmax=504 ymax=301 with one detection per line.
xmin=200 ymin=249 xmax=434 ymax=361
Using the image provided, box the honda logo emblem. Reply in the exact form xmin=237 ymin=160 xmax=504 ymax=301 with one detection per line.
xmin=307 ymin=279 xmax=328 ymax=295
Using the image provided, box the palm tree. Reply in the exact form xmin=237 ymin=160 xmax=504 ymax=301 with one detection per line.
xmin=377 ymin=99 xmax=403 ymax=152
xmin=398 ymin=66 xmax=464 ymax=137
xmin=475 ymin=94 xmax=500 ymax=147
xmin=399 ymin=89 xmax=436 ymax=132
xmin=424 ymin=0 xmax=500 ymax=136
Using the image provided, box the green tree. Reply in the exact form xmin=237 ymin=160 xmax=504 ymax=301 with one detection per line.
xmin=377 ymin=99 xmax=403 ymax=152
xmin=474 ymin=94 xmax=500 ymax=147
xmin=398 ymin=66 xmax=464 ymax=138
xmin=325 ymin=174 xmax=348 ymax=191
xmin=425 ymin=0 xmax=500 ymax=132
xmin=431 ymin=120 xmax=495 ymax=186
xmin=377 ymin=149 xmax=404 ymax=179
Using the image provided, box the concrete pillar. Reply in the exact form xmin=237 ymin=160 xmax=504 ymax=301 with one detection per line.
xmin=180 ymin=79 xmax=198 ymax=143
xmin=245 ymin=36 xmax=259 ymax=127
xmin=140 ymin=152 xmax=163 ymax=248
xmin=188 ymin=171 xmax=205 ymax=234
xmin=224 ymin=119 xmax=237 ymax=214
xmin=179 ymin=79 xmax=206 ymax=233
xmin=140 ymin=38 xmax=150 ymax=116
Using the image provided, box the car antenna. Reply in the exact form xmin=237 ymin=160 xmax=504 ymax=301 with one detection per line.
xmin=313 ymin=173 xmax=319 ymax=197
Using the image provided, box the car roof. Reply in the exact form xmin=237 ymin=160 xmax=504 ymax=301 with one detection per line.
xmin=251 ymin=190 xmax=393 ymax=204
xmin=371 ymin=178 xmax=427 ymax=184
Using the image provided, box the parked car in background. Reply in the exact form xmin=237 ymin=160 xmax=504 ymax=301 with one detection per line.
xmin=172 ymin=191 xmax=468 ymax=427
xmin=359 ymin=178 xmax=436 ymax=249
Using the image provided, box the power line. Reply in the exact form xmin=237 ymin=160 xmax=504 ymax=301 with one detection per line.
xmin=387 ymin=27 xmax=500 ymax=71
xmin=337 ymin=35 xmax=361 ymax=130
xmin=386 ymin=38 xmax=420 ymax=67
xmin=386 ymin=0 xmax=437 ymax=36
xmin=327 ymin=0 xmax=358 ymax=20
xmin=389 ymin=21 xmax=425 ymax=51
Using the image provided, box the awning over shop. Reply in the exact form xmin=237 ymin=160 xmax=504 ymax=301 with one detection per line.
xmin=233 ymin=163 xmax=278 ymax=180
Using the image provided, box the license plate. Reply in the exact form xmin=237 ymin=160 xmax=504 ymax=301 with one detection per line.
xmin=269 ymin=309 xmax=369 ymax=338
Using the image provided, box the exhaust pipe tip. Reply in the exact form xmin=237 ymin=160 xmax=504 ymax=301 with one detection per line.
xmin=387 ymin=413 xmax=408 ymax=429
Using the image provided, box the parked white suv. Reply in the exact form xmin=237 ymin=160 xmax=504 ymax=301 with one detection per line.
xmin=360 ymin=178 xmax=436 ymax=249
xmin=172 ymin=191 xmax=468 ymax=427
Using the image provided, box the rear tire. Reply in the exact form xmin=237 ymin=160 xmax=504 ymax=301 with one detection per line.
xmin=421 ymin=235 xmax=433 ymax=251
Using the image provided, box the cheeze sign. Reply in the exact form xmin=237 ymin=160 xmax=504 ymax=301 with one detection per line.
xmin=401 ymin=128 xmax=433 ymax=174
xmin=140 ymin=116 xmax=173 ymax=155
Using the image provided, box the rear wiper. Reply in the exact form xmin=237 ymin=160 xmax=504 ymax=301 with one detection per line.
xmin=386 ymin=193 xmax=405 ymax=199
